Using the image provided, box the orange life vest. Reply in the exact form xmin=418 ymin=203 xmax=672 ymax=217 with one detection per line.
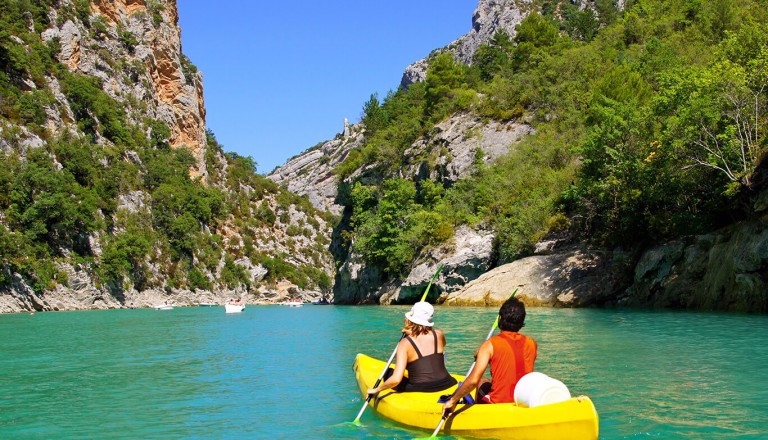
xmin=487 ymin=332 xmax=537 ymax=403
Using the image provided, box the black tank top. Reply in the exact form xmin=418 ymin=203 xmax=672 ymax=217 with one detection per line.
xmin=403 ymin=330 xmax=457 ymax=392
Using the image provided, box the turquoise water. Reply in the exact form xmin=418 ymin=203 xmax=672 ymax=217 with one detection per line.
xmin=1 ymin=305 xmax=767 ymax=439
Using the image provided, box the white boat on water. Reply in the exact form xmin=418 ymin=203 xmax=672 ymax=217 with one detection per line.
xmin=154 ymin=304 xmax=174 ymax=310
xmin=224 ymin=303 xmax=245 ymax=314
xmin=281 ymin=300 xmax=303 ymax=307
xmin=198 ymin=302 xmax=217 ymax=307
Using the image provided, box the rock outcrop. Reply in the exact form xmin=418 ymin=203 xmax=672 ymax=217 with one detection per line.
xmin=403 ymin=113 xmax=533 ymax=184
xmin=402 ymin=0 xmax=535 ymax=86
xmin=268 ymin=123 xmax=365 ymax=216
xmin=621 ymin=219 xmax=768 ymax=312
xmin=443 ymin=246 xmax=636 ymax=307
xmin=443 ymin=216 xmax=768 ymax=313
xmin=334 ymin=225 xmax=497 ymax=305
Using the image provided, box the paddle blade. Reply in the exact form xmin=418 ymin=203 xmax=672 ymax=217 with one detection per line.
xmin=350 ymin=396 xmax=371 ymax=424
xmin=334 ymin=420 xmax=363 ymax=427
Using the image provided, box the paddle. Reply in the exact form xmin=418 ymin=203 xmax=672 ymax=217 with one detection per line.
xmin=351 ymin=263 xmax=444 ymax=425
xmin=427 ymin=288 xmax=519 ymax=438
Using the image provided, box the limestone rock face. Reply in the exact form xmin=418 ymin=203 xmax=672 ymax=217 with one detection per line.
xmin=55 ymin=20 xmax=82 ymax=70
xmin=404 ymin=113 xmax=533 ymax=184
xmin=334 ymin=225 xmax=496 ymax=305
xmin=268 ymin=123 xmax=365 ymax=216
xmin=443 ymin=246 xmax=635 ymax=307
xmin=0 ymin=274 xmax=48 ymax=313
xmin=40 ymin=0 xmax=208 ymax=178
xmin=442 ymin=216 xmax=768 ymax=313
xmin=402 ymin=0 xmax=533 ymax=86
xmin=269 ymin=113 xmax=530 ymax=216
xmin=333 ymin=249 xmax=387 ymax=304
xmin=621 ymin=219 xmax=768 ymax=312
xmin=381 ymin=226 xmax=497 ymax=304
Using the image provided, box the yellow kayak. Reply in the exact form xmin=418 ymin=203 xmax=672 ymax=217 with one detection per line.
xmin=353 ymin=353 xmax=599 ymax=439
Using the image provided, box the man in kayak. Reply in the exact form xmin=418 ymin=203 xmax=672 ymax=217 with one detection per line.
xmin=367 ymin=302 xmax=458 ymax=394
xmin=442 ymin=296 xmax=537 ymax=411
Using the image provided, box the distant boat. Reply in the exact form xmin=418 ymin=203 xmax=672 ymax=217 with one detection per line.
xmin=198 ymin=302 xmax=217 ymax=307
xmin=224 ymin=303 xmax=245 ymax=314
xmin=154 ymin=304 xmax=174 ymax=310
xmin=281 ymin=299 xmax=303 ymax=307
xmin=312 ymin=299 xmax=331 ymax=305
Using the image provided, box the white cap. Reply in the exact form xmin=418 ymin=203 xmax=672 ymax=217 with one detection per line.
xmin=405 ymin=302 xmax=434 ymax=327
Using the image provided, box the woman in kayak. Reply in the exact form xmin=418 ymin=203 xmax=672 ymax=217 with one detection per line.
xmin=367 ymin=302 xmax=457 ymax=395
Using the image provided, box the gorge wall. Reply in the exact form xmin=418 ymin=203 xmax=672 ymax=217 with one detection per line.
xmin=4 ymin=0 xmax=764 ymax=314
xmin=0 ymin=0 xmax=334 ymax=313
xmin=269 ymin=0 xmax=767 ymax=313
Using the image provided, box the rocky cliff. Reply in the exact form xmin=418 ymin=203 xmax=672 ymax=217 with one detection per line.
xmin=442 ymin=213 xmax=768 ymax=313
xmin=268 ymin=114 xmax=533 ymax=215
xmin=0 ymin=0 xmax=334 ymax=313
xmin=268 ymin=0 xmax=541 ymax=305
xmin=402 ymin=0 xmax=536 ymax=86
xmin=38 ymin=0 xmax=208 ymax=176
xmin=269 ymin=112 xmax=534 ymax=304
xmin=401 ymin=0 xmax=625 ymax=86
xmin=268 ymin=121 xmax=365 ymax=216
xmin=269 ymin=0 xmax=766 ymax=314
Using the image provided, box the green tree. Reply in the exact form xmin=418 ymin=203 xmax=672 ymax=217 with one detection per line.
xmin=352 ymin=178 xmax=418 ymax=275
xmin=474 ymin=30 xmax=515 ymax=81
xmin=361 ymin=93 xmax=386 ymax=137
xmin=101 ymin=229 xmax=152 ymax=285
xmin=425 ymin=52 xmax=471 ymax=120
xmin=8 ymin=149 xmax=100 ymax=253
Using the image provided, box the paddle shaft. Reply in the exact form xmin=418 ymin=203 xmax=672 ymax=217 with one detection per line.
xmin=353 ymin=333 xmax=403 ymax=422
xmin=352 ymin=263 xmax=444 ymax=424
xmin=429 ymin=288 xmax=518 ymax=438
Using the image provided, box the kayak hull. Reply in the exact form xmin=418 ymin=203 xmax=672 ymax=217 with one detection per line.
xmin=353 ymin=353 xmax=599 ymax=439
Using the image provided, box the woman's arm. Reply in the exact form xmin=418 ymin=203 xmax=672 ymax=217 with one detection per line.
xmin=367 ymin=339 xmax=409 ymax=395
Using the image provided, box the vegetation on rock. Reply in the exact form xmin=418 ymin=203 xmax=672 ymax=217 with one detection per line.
xmin=335 ymin=0 xmax=768 ymax=278
xmin=0 ymin=1 xmax=332 ymax=299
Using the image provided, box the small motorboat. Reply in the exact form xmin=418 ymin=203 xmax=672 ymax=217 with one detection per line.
xmin=280 ymin=299 xmax=303 ymax=307
xmin=198 ymin=302 xmax=217 ymax=307
xmin=154 ymin=304 xmax=174 ymax=310
xmin=224 ymin=303 xmax=245 ymax=314
xmin=353 ymin=353 xmax=599 ymax=439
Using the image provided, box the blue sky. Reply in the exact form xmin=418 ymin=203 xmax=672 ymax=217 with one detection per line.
xmin=177 ymin=1 xmax=477 ymax=174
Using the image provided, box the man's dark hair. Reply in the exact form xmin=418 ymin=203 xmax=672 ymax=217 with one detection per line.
xmin=498 ymin=296 xmax=526 ymax=332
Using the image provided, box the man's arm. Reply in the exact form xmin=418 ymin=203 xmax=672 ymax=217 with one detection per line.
xmin=443 ymin=340 xmax=493 ymax=412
